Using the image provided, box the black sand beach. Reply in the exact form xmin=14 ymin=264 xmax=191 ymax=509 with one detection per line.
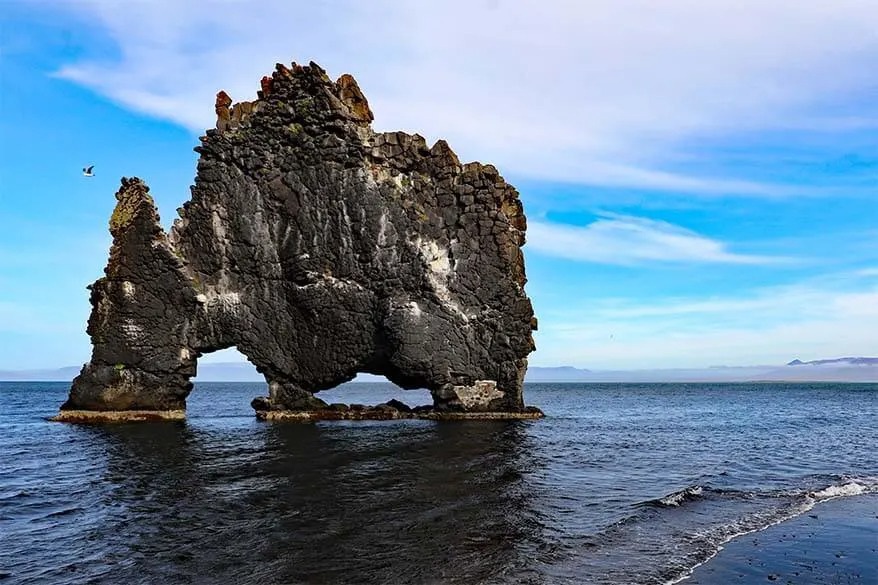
xmin=687 ymin=494 xmax=878 ymax=584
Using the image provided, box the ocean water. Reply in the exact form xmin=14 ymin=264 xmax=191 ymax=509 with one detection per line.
xmin=1 ymin=381 xmax=876 ymax=584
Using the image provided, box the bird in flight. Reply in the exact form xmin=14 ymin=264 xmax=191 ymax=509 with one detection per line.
xmin=82 ymin=165 xmax=94 ymax=177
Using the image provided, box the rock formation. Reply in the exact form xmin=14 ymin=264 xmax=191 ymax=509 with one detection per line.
xmin=55 ymin=61 xmax=541 ymax=422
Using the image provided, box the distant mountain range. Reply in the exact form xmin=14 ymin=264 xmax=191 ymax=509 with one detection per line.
xmin=3 ymin=358 xmax=876 ymax=383
xmin=787 ymin=357 xmax=878 ymax=366
xmin=0 ymin=366 xmax=83 ymax=382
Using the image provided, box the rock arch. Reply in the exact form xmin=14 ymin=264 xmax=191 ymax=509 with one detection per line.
xmin=55 ymin=62 xmax=541 ymax=422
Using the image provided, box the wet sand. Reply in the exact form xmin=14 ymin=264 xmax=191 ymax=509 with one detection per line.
xmin=687 ymin=493 xmax=878 ymax=584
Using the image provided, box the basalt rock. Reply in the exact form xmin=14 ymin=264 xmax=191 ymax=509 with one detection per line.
xmin=57 ymin=61 xmax=539 ymax=421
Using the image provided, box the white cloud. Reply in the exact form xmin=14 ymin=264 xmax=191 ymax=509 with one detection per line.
xmin=46 ymin=0 xmax=878 ymax=194
xmin=526 ymin=214 xmax=784 ymax=265
xmin=533 ymin=273 xmax=878 ymax=368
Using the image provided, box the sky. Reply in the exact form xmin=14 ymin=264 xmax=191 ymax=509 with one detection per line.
xmin=0 ymin=0 xmax=876 ymax=371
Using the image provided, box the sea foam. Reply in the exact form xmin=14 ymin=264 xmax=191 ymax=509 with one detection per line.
xmin=809 ymin=476 xmax=878 ymax=501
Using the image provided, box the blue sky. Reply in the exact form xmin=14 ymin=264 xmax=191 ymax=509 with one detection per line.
xmin=1 ymin=1 xmax=876 ymax=370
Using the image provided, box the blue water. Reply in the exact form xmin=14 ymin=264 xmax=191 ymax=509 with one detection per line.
xmin=1 ymin=382 xmax=876 ymax=584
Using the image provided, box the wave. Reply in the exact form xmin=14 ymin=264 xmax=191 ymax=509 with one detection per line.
xmin=0 ymin=490 xmax=30 ymax=501
xmin=29 ymin=506 xmax=85 ymax=522
xmin=638 ymin=485 xmax=706 ymax=508
xmin=642 ymin=475 xmax=878 ymax=513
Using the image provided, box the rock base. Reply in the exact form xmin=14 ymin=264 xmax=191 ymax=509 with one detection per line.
xmin=48 ymin=407 xmax=545 ymax=423
xmin=50 ymin=409 xmax=186 ymax=423
xmin=255 ymin=406 xmax=545 ymax=422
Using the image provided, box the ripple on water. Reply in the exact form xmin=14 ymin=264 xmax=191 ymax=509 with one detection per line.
xmin=0 ymin=381 xmax=875 ymax=584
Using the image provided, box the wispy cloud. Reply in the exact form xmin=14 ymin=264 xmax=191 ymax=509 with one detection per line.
xmin=42 ymin=0 xmax=878 ymax=195
xmin=527 ymin=214 xmax=786 ymax=265
xmin=533 ymin=272 xmax=878 ymax=368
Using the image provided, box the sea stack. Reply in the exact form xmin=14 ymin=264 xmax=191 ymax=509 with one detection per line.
xmin=54 ymin=61 xmax=541 ymax=422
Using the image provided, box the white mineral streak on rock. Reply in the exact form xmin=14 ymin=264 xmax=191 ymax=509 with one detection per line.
xmin=215 ymin=291 xmax=241 ymax=312
xmin=337 ymin=199 xmax=353 ymax=253
xmin=374 ymin=209 xmax=399 ymax=264
xmin=211 ymin=210 xmax=227 ymax=242
xmin=252 ymin=210 xmax=274 ymax=251
xmin=301 ymin=272 xmax=364 ymax=290
xmin=340 ymin=199 xmax=352 ymax=230
xmin=392 ymin=173 xmax=408 ymax=189
xmin=179 ymin=347 xmax=191 ymax=360
xmin=122 ymin=281 xmax=135 ymax=298
xmin=449 ymin=238 xmax=461 ymax=271
xmin=416 ymin=237 xmax=468 ymax=321
xmin=406 ymin=301 xmax=422 ymax=318
xmin=451 ymin=380 xmax=503 ymax=409
xmin=377 ymin=210 xmax=389 ymax=247
xmin=209 ymin=208 xmax=237 ymax=290
xmin=280 ymin=223 xmax=292 ymax=250
xmin=327 ymin=276 xmax=363 ymax=290
xmin=201 ymin=290 xmax=243 ymax=315
xmin=121 ymin=318 xmax=144 ymax=341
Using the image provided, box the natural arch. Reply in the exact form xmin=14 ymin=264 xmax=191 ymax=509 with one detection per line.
xmin=192 ymin=349 xmax=434 ymax=413
xmin=54 ymin=62 xmax=542 ymax=422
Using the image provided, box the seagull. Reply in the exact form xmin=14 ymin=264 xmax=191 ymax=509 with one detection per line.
xmin=82 ymin=165 xmax=94 ymax=177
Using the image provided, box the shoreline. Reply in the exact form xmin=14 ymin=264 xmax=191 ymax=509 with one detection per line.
xmin=678 ymin=493 xmax=878 ymax=584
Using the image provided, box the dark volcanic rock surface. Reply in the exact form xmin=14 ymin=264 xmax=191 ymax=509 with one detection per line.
xmin=63 ymin=61 xmax=537 ymax=416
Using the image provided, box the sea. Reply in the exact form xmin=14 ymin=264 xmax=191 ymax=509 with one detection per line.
xmin=1 ymin=381 xmax=876 ymax=584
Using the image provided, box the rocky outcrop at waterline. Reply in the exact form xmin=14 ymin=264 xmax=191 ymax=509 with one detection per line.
xmin=54 ymin=61 xmax=540 ymax=422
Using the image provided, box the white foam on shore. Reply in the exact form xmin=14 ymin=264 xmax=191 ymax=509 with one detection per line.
xmin=664 ymin=476 xmax=878 ymax=585
xmin=809 ymin=478 xmax=877 ymax=501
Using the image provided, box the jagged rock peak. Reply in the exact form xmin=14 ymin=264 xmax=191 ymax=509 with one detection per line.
xmin=57 ymin=61 xmax=539 ymax=422
xmin=211 ymin=61 xmax=375 ymax=133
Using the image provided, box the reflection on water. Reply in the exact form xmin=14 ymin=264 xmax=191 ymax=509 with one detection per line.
xmin=75 ymin=420 xmax=549 ymax=584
